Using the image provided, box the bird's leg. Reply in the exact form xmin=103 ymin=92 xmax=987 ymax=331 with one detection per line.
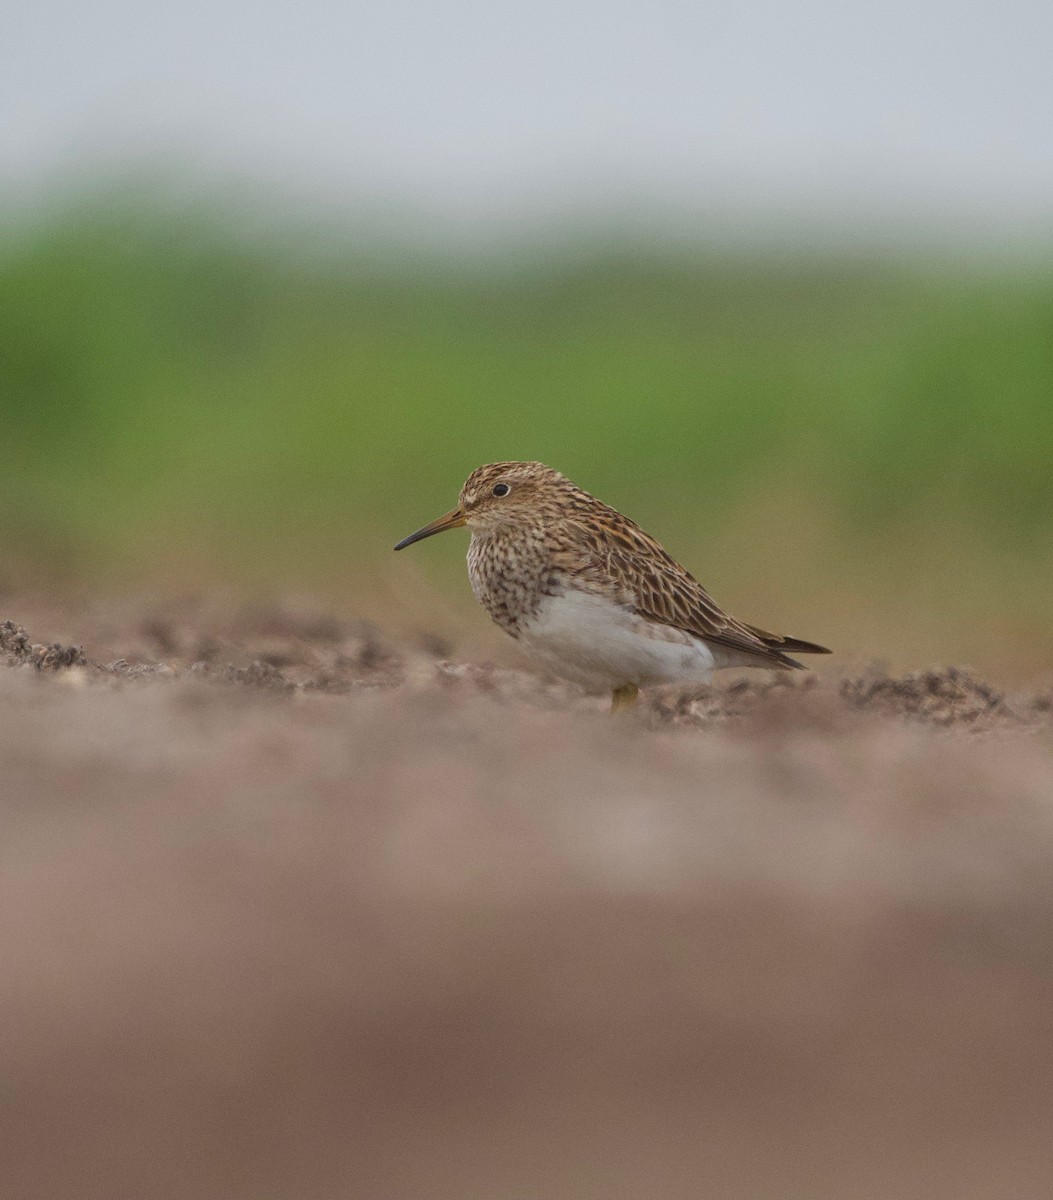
xmin=610 ymin=682 xmax=640 ymax=714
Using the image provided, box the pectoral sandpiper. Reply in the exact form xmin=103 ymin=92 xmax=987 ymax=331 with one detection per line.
xmin=394 ymin=461 xmax=829 ymax=711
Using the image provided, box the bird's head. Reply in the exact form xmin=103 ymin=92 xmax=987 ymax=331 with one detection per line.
xmin=393 ymin=461 xmax=571 ymax=549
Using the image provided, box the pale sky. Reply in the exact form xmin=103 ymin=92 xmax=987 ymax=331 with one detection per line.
xmin=3 ymin=0 xmax=1052 ymax=235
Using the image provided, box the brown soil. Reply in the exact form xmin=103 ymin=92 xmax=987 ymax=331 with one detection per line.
xmin=3 ymin=596 xmax=1053 ymax=1200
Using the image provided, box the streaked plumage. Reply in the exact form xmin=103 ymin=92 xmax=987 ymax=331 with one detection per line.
xmin=395 ymin=461 xmax=829 ymax=708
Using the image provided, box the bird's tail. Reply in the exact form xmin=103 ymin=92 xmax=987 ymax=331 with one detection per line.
xmin=746 ymin=625 xmax=832 ymax=664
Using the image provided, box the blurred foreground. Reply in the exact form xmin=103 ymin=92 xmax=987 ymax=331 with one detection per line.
xmin=3 ymin=597 xmax=1053 ymax=1199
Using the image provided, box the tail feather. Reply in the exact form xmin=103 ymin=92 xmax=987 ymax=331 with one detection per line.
xmin=746 ymin=625 xmax=832 ymax=658
xmin=769 ymin=635 xmax=831 ymax=656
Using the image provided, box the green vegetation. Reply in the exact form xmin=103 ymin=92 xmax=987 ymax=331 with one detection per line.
xmin=2 ymin=193 xmax=1052 ymax=671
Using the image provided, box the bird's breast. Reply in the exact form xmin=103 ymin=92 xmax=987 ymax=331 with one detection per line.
xmin=467 ymin=533 xmax=564 ymax=636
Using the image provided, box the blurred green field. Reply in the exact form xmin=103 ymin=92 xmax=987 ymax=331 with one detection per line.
xmin=2 ymin=193 xmax=1052 ymax=675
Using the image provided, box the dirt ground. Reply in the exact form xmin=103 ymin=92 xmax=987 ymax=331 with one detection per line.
xmin=3 ymin=594 xmax=1053 ymax=1200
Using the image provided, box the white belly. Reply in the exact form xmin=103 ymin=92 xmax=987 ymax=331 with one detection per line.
xmin=516 ymin=589 xmax=717 ymax=692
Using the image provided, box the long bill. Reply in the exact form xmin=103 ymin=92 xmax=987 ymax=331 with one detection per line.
xmin=393 ymin=507 xmax=466 ymax=551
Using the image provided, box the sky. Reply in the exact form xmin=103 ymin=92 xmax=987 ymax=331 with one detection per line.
xmin=3 ymin=0 xmax=1052 ymax=237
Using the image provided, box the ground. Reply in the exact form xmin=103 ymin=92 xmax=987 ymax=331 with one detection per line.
xmin=2 ymin=594 xmax=1053 ymax=1200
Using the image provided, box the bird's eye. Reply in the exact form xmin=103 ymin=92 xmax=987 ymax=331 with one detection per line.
xmin=492 ymin=483 xmax=510 ymax=497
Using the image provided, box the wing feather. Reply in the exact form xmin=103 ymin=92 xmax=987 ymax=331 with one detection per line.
xmin=560 ymin=509 xmax=816 ymax=669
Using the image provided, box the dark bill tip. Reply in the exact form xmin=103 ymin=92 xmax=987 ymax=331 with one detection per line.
xmin=393 ymin=507 xmax=466 ymax=551
xmin=393 ymin=527 xmax=436 ymax=551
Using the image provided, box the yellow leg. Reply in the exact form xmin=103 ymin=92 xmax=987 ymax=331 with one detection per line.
xmin=610 ymin=682 xmax=640 ymax=714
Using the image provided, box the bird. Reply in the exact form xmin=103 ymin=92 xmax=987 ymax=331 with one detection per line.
xmin=394 ymin=461 xmax=830 ymax=711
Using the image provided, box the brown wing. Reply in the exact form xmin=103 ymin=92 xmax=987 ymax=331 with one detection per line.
xmin=561 ymin=509 xmax=814 ymax=669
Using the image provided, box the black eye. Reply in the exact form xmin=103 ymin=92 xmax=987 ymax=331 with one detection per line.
xmin=492 ymin=483 xmax=510 ymax=497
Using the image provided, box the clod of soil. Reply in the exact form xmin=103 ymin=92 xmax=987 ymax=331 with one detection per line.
xmin=0 ymin=618 xmax=86 ymax=671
